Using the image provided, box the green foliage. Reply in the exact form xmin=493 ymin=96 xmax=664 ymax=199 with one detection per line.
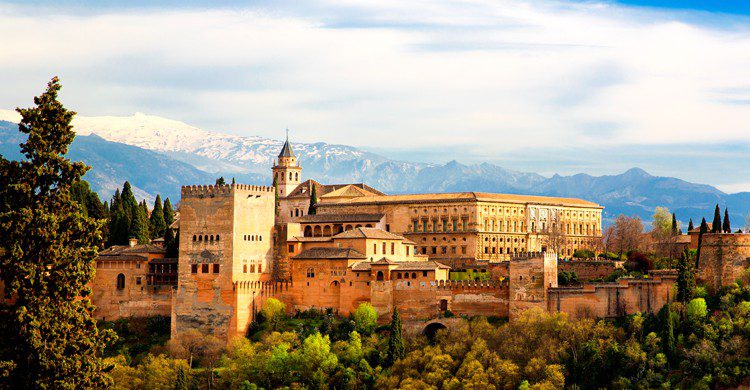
xmin=677 ymin=250 xmax=696 ymax=302
xmin=308 ymin=184 xmax=318 ymax=215
xmin=174 ymin=366 xmax=188 ymax=390
xmin=686 ymin=298 xmax=708 ymax=323
xmin=449 ymin=268 xmax=491 ymax=281
xmin=162 ymin=197 xmax=174 ymax=228
xmin=353 ymin=303 xmax=378 ymax=335
xmin=215 ymin=176 xmax=226 ymax=186
xmin=100 ymin=316 xmax=171 ymax=364
xmin=149 ymin=194 xmax=166 ymax=239
xmin=573 ymin=249 xmax=595 ymax=259
xmin=130 ymin=199 xmax=150 ymax=244
xmin=712 ymin=204 xmax=722 ymax=233
xmin=652 ymin=206 xmax=673 ymax=236
xmin=0 ymin=77 xmax=114 ymax=388
xmin=165 ymin=227 xmax=179 ymax=258
xmin=386 ymin=308 xmax=405 ymax=367
xmin=558 ymin=270 xmax=580 ymax=286
xmin=723 ymin=208 xmax=731 ymax=233
xmin=262 ymin=298 xmax=287 ymax=331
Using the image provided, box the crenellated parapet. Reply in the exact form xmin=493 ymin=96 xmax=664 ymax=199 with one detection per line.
xmin=181 ymin=184 xmax=275 ymax=198
xmin=234 ymin=280 xmax=293 ymax=293
xmin=508 ymin=251 xmax=547 ymax=261
xmin=435 ymin=279 xmax=509 ymax=289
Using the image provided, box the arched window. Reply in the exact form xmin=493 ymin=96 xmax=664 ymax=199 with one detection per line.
xmin=290 ymin=210 xmax=294 ymax=217
xmin=289 ymin=172 xmax=292 ymax=180
xmin=295 ymin=173 xmax=298 ymax=181
xmin=295 ymin=209 xmax=299 ymax=217
xmin=210 ymin=235 xmax=214 ymax=241
xmin=404 ymin=273 xmax=409 ymax=279
xmin=397 ymin=273 xmax=402 ymax=279
xmin=411 ymin=272 xmax=417 ymax=279
xmin=193 ymin=235 xmax=197 ymax=241
xmin=116 ymin=273 xmax=125 ymax=290
xmin=198 ymin=235 xmax=202 ymax=242
xmin=216 ymin=235 xmax=220 ymax=241
xmin=376 ymin=271 xmax=384 ymax=281
xmin=306 ymin=268 xmax=315 ymax=278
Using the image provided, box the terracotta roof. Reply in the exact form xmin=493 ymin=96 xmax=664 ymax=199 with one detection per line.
xmin=96 ymin=254 xmax=147 ymax=262
xmin=321 ymin=185 xmax=382 ymax=199
xmin=99 ymin=244 xmax=165 ymax=256
xmin=288 ymin=237 xmax=334 ymax=242
xmin=150 ymin=257 xmax=178 ymax=264
xmin=298 ymin=213 xmax=384 ymax=223
xmin=319 ymin=192 xmax=601 ymax=208
xmin=333 ymin=227 xmax=408 ymax=241
xmin=293 ymin=247 xmax=367 ymax=260
xmin=372 ymin=257 xmax=399 ymax=265
xmin=395 ymin=261 xmax=451 ymax=271
xmin=351 ymin=262 xmax=373 ymax=271
xmin=286 ymin=180 xmax=384 ymax=199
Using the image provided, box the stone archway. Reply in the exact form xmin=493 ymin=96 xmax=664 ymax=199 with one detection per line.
xmin=423 ymin=321 xmax=448 ymax=341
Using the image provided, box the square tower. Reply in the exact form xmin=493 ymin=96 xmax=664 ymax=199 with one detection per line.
xmin=172 ymin=184 xmax=275 ymax=342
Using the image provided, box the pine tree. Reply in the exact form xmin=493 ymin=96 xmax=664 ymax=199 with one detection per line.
xmin=130 ymin=200 xmax=150 ymax=244
xmin=163 ymin=198 xmax=175 ymax=228
xmin=308 ymin=185 xmax=318 ymax=215
xmin=149 ymin=195 xmax=166 ymax=239
xmin=688 ymin=218 xmax=694 ymax=232
xmin=723 ymin=208 xmax=730 ymax=233
xmin=215 ymin=177 xmax=226 ymax=186
xmin=0 ymin=77 xmax=114 ymax=387
xmin=712 ymin=204 xmax=721 ymax=233
xmin=671 ymin=213 xmax=678 ymax=235
xmin=174 ymin=366 xmax=188 ymax=390
xmin=386 ymin=307 xmax=405 ymax=366
xmin=676 ymin=249 xmax=696 ymax=302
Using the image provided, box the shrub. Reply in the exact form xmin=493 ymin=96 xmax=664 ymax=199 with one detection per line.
xmin=573 ymin=249 xmax=596 ymax=259
xmin=686 ymin=298 xmax=707 ymax=323
xmin=353 ymin=303 xmax=378 ymax=335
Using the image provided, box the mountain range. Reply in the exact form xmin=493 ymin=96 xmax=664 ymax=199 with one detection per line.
xmin=0 ymin=110 xmax=747 ymax=227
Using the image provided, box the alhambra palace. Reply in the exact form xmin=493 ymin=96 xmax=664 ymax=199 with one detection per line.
xmin=89 ymin=138 xmax=750 ymax=341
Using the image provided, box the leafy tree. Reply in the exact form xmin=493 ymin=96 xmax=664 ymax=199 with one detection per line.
xmin=712 ymin=204 xmax=722 ymax=233
xmin=353 ymin=303 xmax=378 ymax=335
xmin=676 ymin=249 xmax=696 ymax=302
xmin=308 ymin=185 xmax=318 ymax=215
xmin=386 ymin=308 xmax=405 ymax=366
xmin=293 ymin=332 xmax=339 ymax=388
xmin=149 ymin=194 xmax=166 ymax=239
xmin=658 ymin=305 xmax=675 ymax=361
xmin=686 ymin=298 xmax=707 ymax=324
xmin=163 ymin=197 xmax=175 ymax=228
xmin=262 ymin=298 xmax=286 ymax=331
xmin=0 ymin=77 xmax=114 ymax=388
xmin=688 ymin=218 xmax=694 ymax=231
xmin=651 ymin=207 xmax=672 ymax=236
xmin=723 ymin=208 xmax=731 ymax=233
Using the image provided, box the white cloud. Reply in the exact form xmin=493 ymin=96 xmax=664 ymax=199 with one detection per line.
xmin=1 ymin=0 xmax=750 ymax=155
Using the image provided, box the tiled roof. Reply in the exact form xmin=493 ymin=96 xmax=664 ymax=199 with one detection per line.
xmin=321 ymin=185 xmax=382 ymax=199
xmin=99 ymin=244 xmax=165 ymax=255
xmin=96 ymin=254 xmax=146 ymax=262
xmin=286 ymin=180 xmax=384 ymax=199
xmin=333 ymin=227 xmax=408 ymax=241
xmin=350 ymin=262 xmax=373 ymax=271
xmin=278 ymin=138 xmax=296 ymax=158
xmin=298 ymin=213 xmax=384 ymax=223
xmin=288 ymin=237 xmax=334 ymax=242
xmin=372 ymin=257 xmax=399 ymax=265
xmin=293 ymin=247 xmax=367 ymax=260
xmin=319 ymin=192 xmax=601 ymax=208
xmin=395 ymin=261 xmax=451 ymax=271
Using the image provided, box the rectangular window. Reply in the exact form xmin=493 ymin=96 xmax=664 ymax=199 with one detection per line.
xmin=461 ymin=246 xmax=467 ymax=254
xmin=213 ymin=264 xmax=220 ymax=273
xmin=288 ymin=244 xmax=295 ymax=253
xmin=421 ymin=247 xmax=427 ymax=255
xmin=373 ymin=243 xmax=377 ymax=253
xmin=462 ymin=217 xmax=469 ymax=231
xmin=412 ymin=220 xmax=418 ymax=233
xmin=386 ymin=224 xmax=390 ymax=232
xmin=422 ymin=219 xmax=428 ymax=233
xmin=451 ymin=246 xmax=457 ymax=254
xmin=441 ymin=246 xmax=447 ymax=254
xmin=391 ymin=243 xmax=395 ymax=255
xmin=135 ymin=277 xmax=142 ymax=285
xmin=191 ymin=264 xmax=198 ymax=274
xmin=382 ymin=242 xmax=386 ymax=254
xmin=423 ymin=271 xmax=428 ymax=277
xmin=201 ymin=264 xmax=209 ymax=273
xmin=442 ymin=219 xmax=448 ymax=231
xmin=243 ymin=264 xmax=247 ymax=273
xmin=431 ymin=247 xmax=437 ymax=254
xmin=406 ymin=246 xmax=410 ymax=255
xmin=452 ymin=219 xmax=457 ymax=231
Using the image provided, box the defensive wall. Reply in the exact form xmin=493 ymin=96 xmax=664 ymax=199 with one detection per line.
xmin=558 ymin=260 xmax=617 ymax=281
xmin=698 ymin=233 xmax=750 ymax=291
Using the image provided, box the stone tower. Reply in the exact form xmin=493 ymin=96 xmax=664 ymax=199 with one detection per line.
xmin=172 ymin=184 xmax=275 ymax=342
xmin=272 ymin=132 xmax=302 ymax=198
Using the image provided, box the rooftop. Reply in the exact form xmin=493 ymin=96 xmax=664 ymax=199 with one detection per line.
xmin=293 ymin=247 xmax=367 ymax=260
xmin=298 ymin=213 xmax=385 ymax=224
xmin=319 ymin=191 xmax=601 ymax=208
xmin=287 ymin=179 xmax=384 ymax=199
xmin=333 ymin=227 xmax=410 ymax=241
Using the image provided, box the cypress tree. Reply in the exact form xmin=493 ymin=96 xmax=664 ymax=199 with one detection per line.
xmin=149 ymin=195 xmax=166 ymax=239
xmin=0 ymin=77 xmax=113 ymax=387
xmin=696 ymin=218 xmax=708 ymax=268
xmin=676 ymin=249 xmax=696 ymax=302
xmin=671 ymin=213 xmax=677 ymax=235
xmin=174 ymin=366 xmax=188 ymax=390
xmin=688 ymin=218 xmax=694 ymax=232
xmin=163 ymin=198 xmax=175 ymax=228
xmin=723 ymin=208 xmax=730 ymax=233
xmin=231 ymin=177 xmax=236 ymax=185
xmin=165 ymin=227 xmax=179 ymax=258
xmin=130 ymin=200 xmax=150 ymax=244
xmin=308 ymin=185 xmax=318 ymax=215
xmin=659 ymin=305 xmax=675 ymax=362
xmin=712 ymin=204 xmax=721 ymax=233
xmin=215 ymin=176 xmax=226 ymax=186
xmin=386 ymin=307 xmax=405 ymax=366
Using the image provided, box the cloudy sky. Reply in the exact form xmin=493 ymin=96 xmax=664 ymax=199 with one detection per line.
xmin=2 ymin=1 xmax=750 ymax=191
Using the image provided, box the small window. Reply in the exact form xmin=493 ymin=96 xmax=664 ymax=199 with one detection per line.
xmin=404 ymin=273 xmax=409 ymax=279
xmin=243 ymin=264 xmax=247 ymax=273
xmin=288 ymin=244 xmax=295 ymax=253
xmin=136 ymin=263 xmax=141 ymax=269
xmin=193 ymin=235 xmax=197 ymax=241
xmin=191 ymin=264 xmax=198 ymax=274
xmin=202 ymin=264 xmax=209 ymax=273
xmin=423 ymin=271 xmax=427 ymax=277
xmin=411 ymin=272 xmax=417 ymax=279
xmin=198 ymin=235 xmax=202 ymax=242
xmin=116 ymin=273 xmax=125 ymax=290
xmin=135 ymin=277 xmax=142 ymax=285
xmin=307 ymin=268 xmax=315 ymax=278
xmin=213 ymin=264 xmax=220 ymax=273
xmin=216 ymin=235 xmax=220 ymax=241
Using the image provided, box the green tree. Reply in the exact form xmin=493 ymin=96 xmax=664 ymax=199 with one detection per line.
xmin=676 ymin=249 xmax=696 ymax=302
xmin=293 ymin=333 xmax=339 ymax=388
xmin=215 ymin=177 xmax=226 ymax=186
xmin=0 ymin=77 xmax=114 ymax=388
xmin=386 ymin=307 xmax=405 ymax=367
xmin=262 ymin=298 xmax=286 ymax=331
xmin=174 ymin=366 xmax=188 ymax=390
xmin=353 ymin=303 xmax=378 ymax=335
xmin=671 ymin=213 xmax=678 ymax=235
xmin=149 ymin=194 xmax=166 ymax=239
xmin=696 ymin=218 xmax=708 ymax=268
xmin=658 ymin=305 xmax=675 ymax=361
xmin=686 ymin=298 xmax=707 ymax=324
xmin=712 ymin=204 xmax=722 ymax=233
xmin=651 ymin=206 xmax=672 ymax=237
xmin=130 ymin=200 xmax=150 ymax=244
xmin=308 ymin=185 xmax=318 ymax=215
xmin=688 ymin=218 xmax=694 ymax=231
xmin=163 ymin=197 xmax=175 ymax=228
xmin=165 ymin=227 xmax=179 ymax=258
xmin=723 ymin=208 xmax=731 ymax=233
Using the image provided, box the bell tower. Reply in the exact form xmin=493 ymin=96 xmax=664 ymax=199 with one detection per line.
xmin=272 ymin=130 xmax=302 ymax=197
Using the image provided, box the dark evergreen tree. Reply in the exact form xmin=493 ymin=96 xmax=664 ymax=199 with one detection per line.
xmin=386 ymin=307 xmax=405 ymax=367
xmin=0 ymin=77 xmax=113 ymax=387
xmin=676 ymin=249 xmax=696 ymax=302
xmin=308 ymin=185 xmax=318 ymax=215
xmin=659 ymin=305 xmax=675 ymax=363
xmin=712 ymin=204 xmax=721 ymax=233
xmin=165 ymin=227 xmax=179 ymax=258
xmin=696 ymin=218 xmax=708 ymax=268
xmin=130 ymin=200 xmax=150 ymax=244
xmin=163 ymin=198 xmax=175 ymax=228
xmin=174 ymin=366 xmax=188 ymax=390
xmin=671 ymin=213 xmax=678 ymax=235
xmin=215 ymin=177 xmax=226 ymax=186
xmin=231 ymin=177 xmax=236 ymax=185
xmin=149 ymin=195 xmax=166 ymax=239
xmin=688 ymin=218 xmax=694 ymax=232
xmin=723 ymin=208 xmax=730 ymax=233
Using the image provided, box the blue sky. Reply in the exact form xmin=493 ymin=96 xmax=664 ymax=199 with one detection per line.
xmin=1 ymin=0 xmax=750 ymax=191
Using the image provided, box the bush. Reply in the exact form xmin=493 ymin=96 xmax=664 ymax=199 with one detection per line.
xmin=686 ymin=298 xmax=707 ymax=323
xmin=573 ymin=249 xmax=596 ymax=259
xmin=558 ymin=270 xmax=580 ymax=286
xmin=353 ymin=303 xmax=378 ymax=335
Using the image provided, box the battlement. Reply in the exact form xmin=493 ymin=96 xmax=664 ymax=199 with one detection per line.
xmin=435 ymin=279 xmax=508 ymax=289
xmin=508 ymin=251 xmax=551 ymax=261
xmin=181 ymin=184 xmax=275 ymax=198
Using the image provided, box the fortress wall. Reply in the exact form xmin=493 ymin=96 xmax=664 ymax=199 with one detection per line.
xmin=558 ymin=260 xmax=616 ymax=281
xmin=698 ymin=234 xmax=750 ymax=291
xmin=92 ymin=261 xmax=172 ymax=320
xmin=547 ymin=271 xmax=676 ymax=320
xmin=392 ymin=280 xmax=510 ymax=320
